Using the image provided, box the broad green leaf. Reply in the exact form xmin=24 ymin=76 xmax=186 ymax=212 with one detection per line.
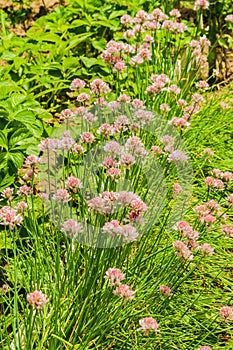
xmin=0 ymin=131 xmax=8 ymax=149
xmin=66 ymin=33 xmax=93 ymax=50
xmin=81 ymin=57 xmax=104 ymax=68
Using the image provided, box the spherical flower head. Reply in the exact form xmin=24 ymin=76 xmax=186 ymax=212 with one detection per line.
xmin=70 ymin=78 xmax=86 ymax=90
xmin=61 ymin=219 xmax=83 ymax=239
xmin=226 ymin=14 xmax=233 ymax=23
xmin=220 ymin=306 xmax=233 ymax=322
xmin=195 ymin=80 xmax=209 ymax=92
xmin=192 ymin=93 xmax=205 ymax=104
xmin=160 ymin=103 xmax=171 ymax=112
xmin=194 ymin=0 xmax=209 ymax=11
xmin=106 ymin=167 xmax=121 ymax=181
xmin=17 ymin=185 xmax=32 ymax=197
xmin=90 ymin=79 xmax=111 ymax=95
xmin=130 ymin=199 xmax=147 ymax=213
xmin=80 ymin=132 xmax=95 ymax=145
xmin=65 ymin=176 xmax=83 ymax=193
xmin=76 ymin=93 xmax=90 ymax=103
xmin=104 ymin=141 xmax=122 ymax=157
xmin=113 ymin=61 xmax=126 ymax=72
xmin=221 ymin=224 xmax=233 ymax=238
xmin=27 ymin=290 xmax=48 ymax=310
xmin=1 ymin=187 xmax=14 ymax=201
xmin=168 ymin=150 xmax=189 ymax=164
xmin=151 ymin=145 xmax=163 ymax=155
xmin=53 ymin=189 xmax=71 ymax=203
xmin=203 ymin=148 xmax=214 ymax=157
xmin=16 ymin=201 xmax=28 ymax=212
xmin=220 ymin=102 xmax=229 ymax=109
xmin=72 ymin=144 xmax=85 ymax=155
xmin=138 ymin=317 xmax=159 ymax=336
xmin=121 ymin=14 xmax=133 ymax=26
xmin=119 ymin=154 xmax=136 ymax=169
xmin=159 ymin=285 xmax=171 ymax=296
xmin=173 ymin=183 xmax=182 ymax=196
xmin=59 ymin=109 xmax=75 ymax=121
xmin=173 ymin=240 xmax=193 ymax=260
xmin=122 ymin=224 xmax=138 ymax=242
xmin=169 ymin=9 xmax=181 ymax=18
xmin=25 ymin=154 xmax=41 ymax=167
xmin=113 ymin=284 xmax=135 ymax=300
xmin=197 ymin=243 xmax=214 ymax=256
xmin=0 ymin=206 xmax=23 ymax=228
xmin=105 ymin=267 xmax=125 ymax=286
xmin=117 ymin=94 xmax=131 ymax=103
xmin=177 ymin=99 xmax=187 ymax=107
xmin=198 ymin=347 xmax=212 ymax=350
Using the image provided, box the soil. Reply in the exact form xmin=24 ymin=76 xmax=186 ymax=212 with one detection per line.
xmin=0 ymin=0 xmax=68 ymax=35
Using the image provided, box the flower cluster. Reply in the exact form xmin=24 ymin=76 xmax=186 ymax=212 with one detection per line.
xmin=105 ymin=268 xmax=135 ymax=300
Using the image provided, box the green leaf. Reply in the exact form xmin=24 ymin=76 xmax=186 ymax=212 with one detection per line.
xmin=92 ymin=38 xmax=106 ymax=51
xmin=10 ymin=94 xmax=27 ymax=107
xmin=0 ymin=131 xmax=8 ymax=149
xmin=62 ymin=57 xmax=79 ymax=71
xmin=66 ymin=33 xmax=93 ymax=50
xmin=11 ymin=109 xmax=35 ymax=124
xmin=109 ymin=10 xmax=126 ymax=19
xmin=8 ymin=151 xmax=24 ymax=169
xmin=81 ymin=57 xmax=104 ymax=68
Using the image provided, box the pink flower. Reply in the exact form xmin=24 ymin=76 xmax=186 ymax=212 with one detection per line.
xmin=197 ymin=243 xmax=214 ymax=256
xmin=59 ymin=109 xmax=75 ymax=121
xmin=90 ymin=79 xmax=111 ymax=95
xmin=70 ymin=78 xmax=85 ymax=90
xmin=167 ymin=84 xmax=181 ymax=94
xmin=194 ymin=0 xmax=209 ymax=11
xmin=16 ymin=201 xmax=28 ymax=212
xmin=132 ymin=99 xmax=144 ymax=109
xmin=39 ymin=193 xmax=49 ymax=201
xmin=0 ymin=206 xmax=23 ymax=228
xmin=130 ymin=199 xmax=147 ymax=213
xmin=72 ymin=144 xmax=85 ymax=155
xmin=105 ymin=268 xmax=125 ymax=286
xmin=192 ymin=93 xmax=205 ymax=104
xmin=173 ymin=183 xmax=182 ymax=196
xmin=221 ymin=224 xmax=233 ymax=238
xmin=53 ymin=189 xmax=71 ymax=203
xmin=76 ymin=93 xmax=90 ymax=103
xmin=220 ymin=306 xmax=233 ymax=322
xmin=102 ymin=220 xmax=123 ymax=236
xmin=220 ymin=101 xmax=229 ymax=109
xmin=173 ymin=240 xmax=193 ymax=260
xmin=113 ymin=284 xmax=135 ymax=300
xmin=113 ymin=61 xmax=126 ymax=72
xmin=106 ymin=167 xmax=121 ymax=181
xmin=23 ymin=170 xmax=35 ymax=181
xmin=195 ymin=80 xmax=209 ymax=92
xmin=102 ymin=157 xmax=118 ymax=169
xmin=159 ymin=285 xmax=171 ymax=296
xmin=169 ymin=9 xmax=181 ymax=18
xmin=1 ymin=187 xmax=14 ymax=201
xmin=138 ymin=317 xmax=159 ymax=336
xmin=119 ymin=154 xmax=136 ymax=169
xmin=203 ymin=148 xmax=214 ymax=156
xmin=226 ymin=14 xmax=233 ymax=22
xmin=65 ymin=176 xmax=83 ymax=193
xmin=160 ymin=103 xmax=171 ymax=112
xmin=60 ymin=219 xmax=83 ymax=239
xmin=121 ymin=14 xmax=133 ymax=26
xmin=80 ymin=132 xmax=95 ymax=144
xmin=25 ymin=154 xmax=41 ymax=167
xmin=97 ymin=124 xmax=116 ymax=139
xmin=177 ymin=99 xmax=187 ymax=107
xmin=151 ymin=146 xmax=163 ymax=155
xmin=104 ymin=141 xmax=122 ymax=157
xmin=27 ymin=290 xmax=48 ymax=310
xmin=17 ymin=185 xmax=32 ymax=197
xmin=205 ymin=176 xmax=224 ymax=190
xmin=168 ymin=150 xmax=189 ymax=164
xmin=117 ymin=94 xmax=131 ymax=103
xmin=122 ymin=224 xmax=138 ymax=242
xmin=198 ymin=347 xmax=212 ymax=350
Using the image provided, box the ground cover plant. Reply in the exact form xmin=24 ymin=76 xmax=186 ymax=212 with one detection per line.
xmin=0 ymin=1 xmax=233 ymax=349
